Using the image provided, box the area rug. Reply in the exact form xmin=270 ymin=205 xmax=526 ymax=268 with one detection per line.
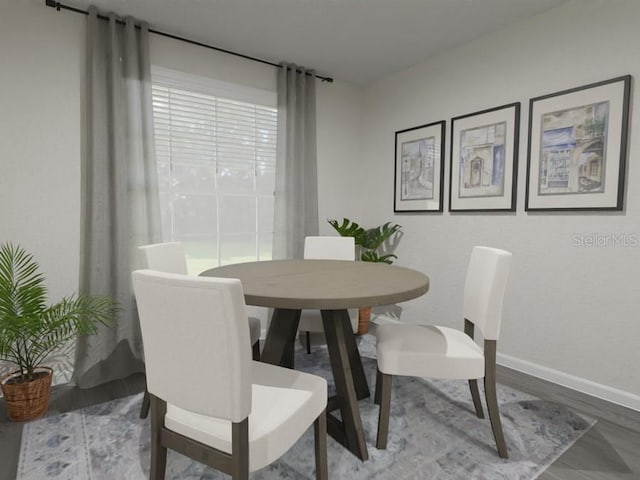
xmin=17 ymin=337 xmax=594 ymax=479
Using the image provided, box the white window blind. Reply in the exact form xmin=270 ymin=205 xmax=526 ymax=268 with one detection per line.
xmin=151 ymin=69 xmax=277 ymax=273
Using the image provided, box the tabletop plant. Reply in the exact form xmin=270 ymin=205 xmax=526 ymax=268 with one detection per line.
xmin=327 ymin=218 xmax=402 ymax=264
xmin=0 ymin=242 xmax=116 ymax=421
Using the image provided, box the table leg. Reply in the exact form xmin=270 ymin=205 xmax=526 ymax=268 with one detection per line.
xmin=321 ymin=309 xmax=369 ymax=461
xmin=261 ymin=308 xmax=301 ymax=368
xmin=340 ymin=314 xmax=370 ymax=400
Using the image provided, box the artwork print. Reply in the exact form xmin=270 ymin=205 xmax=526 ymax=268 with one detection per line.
xmin=401 ymin=136 xmax=435 ymax=201
xmin=525 ymin=75 xmax=630 ymax=211
xmin=449 ymin=102 xmax=519 ymax=212
xmin=394 ymin=120 xmax=445 ymax=212
xmin=458 ymin=122 xmax=506 ymax=198
xmin=538 ymin=102 xmax=608 ymax=196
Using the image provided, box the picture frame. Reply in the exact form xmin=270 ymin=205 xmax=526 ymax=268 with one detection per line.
xmin=394 ymin=120 xmax=445 ymax=212
xmin=449 ymin=102 xmax=520 ymax=212
xmin=525 ymin=75 xmax=631 ymax=211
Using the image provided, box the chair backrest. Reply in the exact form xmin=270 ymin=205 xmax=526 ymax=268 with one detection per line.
xmin=304 ymin=236 xmax=355 ymax=260
xmin=138 ymin=242 xmax=188 ymax=274
xmin=132 ymin=270 xmax=252 ymax=422
xmin=463 ymin=246 xmax=512 ymax=341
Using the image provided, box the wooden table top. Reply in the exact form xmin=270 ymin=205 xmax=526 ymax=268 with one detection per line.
xmin=201 ymin=259 xmax=429 ymax=310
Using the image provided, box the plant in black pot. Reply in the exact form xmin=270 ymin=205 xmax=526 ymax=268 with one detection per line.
xmin=328 ymin=218 xmax=402 ymax=333
xmin=0 ymin=243 xmax=116 ymax=421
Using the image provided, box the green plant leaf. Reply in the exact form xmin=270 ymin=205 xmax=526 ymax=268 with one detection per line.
xmin=361 ymin=222 xmax=401 ymax=250
xmin=0 ymin=242 xmax=117 ymax=379
xmin=0 ymin=243 xmax=47 ymax=321
xmin=328 ymin=219 xmax=402 ymax=264
xmin=360 ymin=251 xmax=397 ymax=264
xmin=327 ymin=218 xmax=367 ymax=246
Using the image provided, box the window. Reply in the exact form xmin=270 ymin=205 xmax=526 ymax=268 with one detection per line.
xmin=151 ymin=68 xmax=277 ymax=273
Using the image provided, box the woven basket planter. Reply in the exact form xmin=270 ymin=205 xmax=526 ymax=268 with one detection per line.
xmin=1 ymin=366 xmax=53 ymax=422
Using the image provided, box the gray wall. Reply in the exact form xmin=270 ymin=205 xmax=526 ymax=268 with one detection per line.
xmin=0 ymin=0 xmax=363 ymax=382
xmin=347 ymin=0 xmax=640 ymax=407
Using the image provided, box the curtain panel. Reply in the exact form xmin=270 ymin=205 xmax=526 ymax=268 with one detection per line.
xmin=273 ymin=63 xmax=319 ymax=260
xmin=73 ymin=7 xmax=161 ymax=388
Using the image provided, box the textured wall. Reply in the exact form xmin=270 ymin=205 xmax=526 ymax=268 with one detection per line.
xmin=354 ymin=0 xmax=640 ymax=400
xmin=0 ymin=1 xmax=84 ymax=387
xmin=0 ymin=0 xmax=363 ymax=384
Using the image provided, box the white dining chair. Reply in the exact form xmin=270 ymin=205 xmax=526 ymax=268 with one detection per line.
xmin=298 ymin=236 xmax=359 ymax=353
xmin=132 ymin=270 xmax=328 ymax=479
xmin=374 ymin=246 xmax=512 ymax=458
xmin=138 ymin=242 xmax=261 ymax=359
xmin=137 ymin=242 xmax=261 ymax=419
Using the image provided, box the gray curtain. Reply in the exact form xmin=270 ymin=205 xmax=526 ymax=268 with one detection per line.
xmin=73 ymin=7 xmax=161 ymax=388
xmin=273 ymin=63 xmax=319 ymax=260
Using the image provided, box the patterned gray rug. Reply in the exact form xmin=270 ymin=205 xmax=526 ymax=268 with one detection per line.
xmin=18 ymin=337 xmax=594 ymax=479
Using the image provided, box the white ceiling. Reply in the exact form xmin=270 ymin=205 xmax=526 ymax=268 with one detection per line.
xmin=64 ymin=0 xmax=568 ymax=85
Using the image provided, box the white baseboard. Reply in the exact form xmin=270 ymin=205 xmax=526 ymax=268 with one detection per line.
xmin=497 ymin=353 xmax=640 ymax=412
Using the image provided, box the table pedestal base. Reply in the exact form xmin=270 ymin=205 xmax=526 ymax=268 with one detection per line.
xmin=261 ymin=308 xmax=301 ymax=368
xmin=261 ymin=308 xmax=370 ymax=461
xmin=322 ymin=309 xmax=370 ymax=461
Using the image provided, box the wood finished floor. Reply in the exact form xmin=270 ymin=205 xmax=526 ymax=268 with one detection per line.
xmin=1 ymin=367 xmax=639 ymax=480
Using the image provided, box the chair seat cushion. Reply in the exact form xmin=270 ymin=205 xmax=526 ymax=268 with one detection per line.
xmin=298 ymin=309 xmax=359 ymax=333
xmin=376 ymin=324 xmax=484 ymax=379
xmin=165 ymin=361 xmax=327 ymax=472
xmin=248 ymin=316 xmax=261 ymax=345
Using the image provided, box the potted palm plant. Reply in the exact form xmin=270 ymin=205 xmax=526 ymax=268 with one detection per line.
xmin=0 ymin=243 xmax=116 ymax=421
xmin=328 ymin=218 xmax=402 ymax=333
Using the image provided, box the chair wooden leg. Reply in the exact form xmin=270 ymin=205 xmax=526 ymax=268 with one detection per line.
xmin=468 ymin=379 xmax=485 ymax=418
xmin=306 ymin=331 xmax=312 ymax=354
xmin=374 ymin=367 xmax=382 ymax=405
xmin=140 ymin=388 xmax=151 ymax=419
xmin=376 ymin=369 xmax=392 ymax=449
xmin=464 ymin=320 xmax=484 ymax=418
xmin=252 ymin=340 xmax=261 ymax=361
xmin=149 ymin=395 xmax=167 ymax=480
xmin=484 ymin=340 xmax=508 ymax=459
xmin=314 ymin=409 xmax=328 ymax=480
xmin=231 ymin=418 xmax=249 ymax=480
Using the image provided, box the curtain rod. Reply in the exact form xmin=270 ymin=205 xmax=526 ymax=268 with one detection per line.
xmin=44 ymin=0 xmax=334 ymax=83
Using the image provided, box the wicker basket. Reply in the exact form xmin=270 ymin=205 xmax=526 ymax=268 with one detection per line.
xmin=1 ymin=366 xmax=53 ymax=422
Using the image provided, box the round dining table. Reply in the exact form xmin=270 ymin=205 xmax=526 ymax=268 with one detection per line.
xmin=201 ymin=259 xmax=429 ymax=461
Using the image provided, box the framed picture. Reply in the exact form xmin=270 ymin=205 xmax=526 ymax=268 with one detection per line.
xmin=449 ymin=103 xmax=520 ymax=212
xmin=394 ymin=121 xmax=445 ymax=212
xmin=525 ymin=75 xmax=631 ymax=211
